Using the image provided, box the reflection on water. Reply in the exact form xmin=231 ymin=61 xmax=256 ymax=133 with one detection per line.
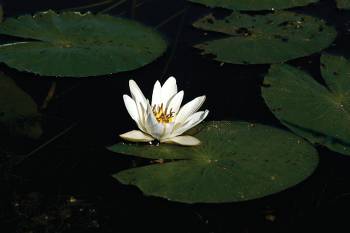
xmin=1 ymin=0 xmax=350 ymax=232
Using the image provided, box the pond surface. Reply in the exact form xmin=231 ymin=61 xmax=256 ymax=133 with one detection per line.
xmin=1 ymin=0 xmax=350 ymax=232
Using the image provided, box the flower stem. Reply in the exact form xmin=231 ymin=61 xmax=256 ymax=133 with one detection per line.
xmin=62 ymin=0 xmax=115 ymax=11
xmin=130 ymin=0 xmax=137 ymax=18
xmin=99 ymin=0 xmax=127 ymax=13
xmin=41 ymin=81 xmax=57 ymax=110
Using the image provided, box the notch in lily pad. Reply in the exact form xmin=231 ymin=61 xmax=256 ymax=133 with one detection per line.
xmin=193 ymin=11 xmax=336 ymax=65
xmin=0 ymin=10 xmax=167 ymax=77
xmin=262 ymin=54 xmax=350 ymax=155
xmin=108 ymin=121 xmax=318 ymax=203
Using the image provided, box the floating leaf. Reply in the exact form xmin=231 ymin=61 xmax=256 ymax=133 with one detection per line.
xmin=262 ymin=54 xmax=350 ymax=155
xmin=0 ymin=11 xmax=167 ymax=77
xmin=188 ymin=0 xmax=319 ymax=11
xmin=108 ymin=121 xmax=318 ymax=203
xmin=193 ymin=12 xmax=336 ymax=64
xmin=0 ymin=72 xmax=42 ymax=139
xmin=336 ymin=0 xmax=350 ymax=9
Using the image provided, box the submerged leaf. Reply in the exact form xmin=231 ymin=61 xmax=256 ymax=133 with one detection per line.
xmin=336 ymin=0 xmax=350 ymax=9
xmin=0 ymin=11 xmax=167 ymax=77
xmin=0 ymin=4 xmax=3 ymax=23
xmin=108 ymin=121 xmax=318 ymax=203
xmin=193 ymin=11 xmax=336 ymax=64
xmin=188 ymin=0 xmax=319 ymax=11
xmin=0 ymin=72 xmax=42 ymax=139
xmin=262 ymin=54 xmax=350 ymax=155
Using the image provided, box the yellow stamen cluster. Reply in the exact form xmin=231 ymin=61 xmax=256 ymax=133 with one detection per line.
xmin=153 ymin=103 xmax=174 ymax=123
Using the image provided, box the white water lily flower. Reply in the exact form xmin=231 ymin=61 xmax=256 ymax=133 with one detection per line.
xmin=120 ymin=76 xmax=209 ymax=146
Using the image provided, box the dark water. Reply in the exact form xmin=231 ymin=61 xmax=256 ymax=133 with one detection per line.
xmin=1 ymin=0 xmax=350 ymax=232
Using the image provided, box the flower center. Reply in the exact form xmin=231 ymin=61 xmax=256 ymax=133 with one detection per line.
xmin=152 ymin=103 xmax=174 ymax=124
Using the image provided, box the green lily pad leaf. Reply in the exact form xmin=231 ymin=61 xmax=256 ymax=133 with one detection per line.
xmin=0 ymin=72 xmax=42 ymax=139
xmin=262 ymin=54 xmax=350 ymax=155
xmin=0 ymin=10 xmax=167 ymax=77
xmin=336 ymin=0 xmax=350 ymax=9
xmin=193 ymin=12 xmax=336 ymax=64
xmin=108 ymin=121 xmax=318 ymax=203
xmin=188 ymin=0 xmax=319 ymax=11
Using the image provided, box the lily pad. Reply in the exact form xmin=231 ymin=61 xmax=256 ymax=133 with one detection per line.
xmin=0 ymin=10 xmax=167 ymax=77
xmin=188 ymin=0 xmax=319 ymax=11
xmin=336 ymin=0 xmax=350 ymax=9
xmin=108 ymin=121 xmax=318 ymax=203
xmin=193 ymin=11 xmax=336 ymax=64
xmin=0 ymin=72 xmax=42 ymax=139
xmin=262 ymin=54 xmax=350 ymax=155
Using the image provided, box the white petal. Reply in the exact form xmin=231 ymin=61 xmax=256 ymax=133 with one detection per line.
xmin=175 ymin=95 xmax=206 ymax=125
xmin=147 ymin=120 xmax=164 ymax=140
xmin=161 ymin=122 xmax=175 ymax=140
xmin=144 ymin=102 xmax=164 ymax=139
xmin=172 ymin=110 xmax=209 ymax=137
xmin=145 ymin=101 xmax=158 ymax=128
xmin=151 ymin=80 xmax=162 ymax=107
xmin=161 ymin=76 xmax=177 ymax=105
xmin=162 ymin=135 xmax=201 ymax=146
xmin=167 ymin=90 xmax=184 ymax=114
xmin=185 ymin=110 xmax=209 ymax=124
xmin=129 ymin=80 xmax=147 ymax=109
xmin=120 ymin=130 xmax=154 ymax=142
xmin=135 ymin=100 xmax=147 ymax=132
xmin=123 ymin=95 xmax=139 ymax=122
